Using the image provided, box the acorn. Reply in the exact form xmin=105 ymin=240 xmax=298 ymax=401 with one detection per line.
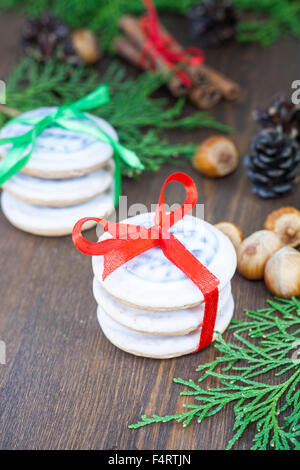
xmin=71 ymin=29 xmax=101 ymax=65
xmin=264 ymin=207 xmax=300 ymax=248
xmin=214 ymin=221 xmax=243 ymax=251
xmin=237 ymin=230 xmax=282 ymax=280
xmin=192 ymin=136 xmax=239 ymax=178
xmin=264 ymin=246 xmax=300 ymax=298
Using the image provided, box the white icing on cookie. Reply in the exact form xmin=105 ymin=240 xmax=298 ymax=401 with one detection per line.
xmin=0 ymin=107 xmax=118 ymax=177
xmin=92 ymin=213 xmax=237 ymax=310
xmin=97 ymin=294 xmax=234 ymax=359
xmin=93 ymin=277 xmax=231 ymax=335
xmin=2 ymin=166 xmax=113 ymax=206
xmin=1 ymin=190 xmax=114 ymax=236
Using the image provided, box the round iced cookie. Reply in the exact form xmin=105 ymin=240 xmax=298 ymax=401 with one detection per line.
xmin=1 ymin=190 xmax=114 ymax=237
xmin=97 ymin=294 xmax=234 ymax=359
xmin=2 ymin=167 xmax=113 ymax=207
xmin=92 ymin=213 xmax=237 ymax=310
xmin=93 ymin=277 xmax=232 ymax=335
xmin=0 ymin=107 xmax=118 ymax=179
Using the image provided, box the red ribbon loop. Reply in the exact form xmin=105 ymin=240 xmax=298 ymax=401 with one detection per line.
xmin=139 ymin=0 xmax=204 ymax=88
xmin=72 ymin=172 xmax=220 ymax=352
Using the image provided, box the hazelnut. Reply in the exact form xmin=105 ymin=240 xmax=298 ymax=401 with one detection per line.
xmin=237 ymin=230 xmax=282 ymax=280
xmin=72 ymin=29 xmax=101 ymax=65
xmin=214 ymin=222 xmax=243 ymax=251
xmin=264 ymin=207 xmax=300 ymax=247
xmin=192 ymin=136 xmax=239 ymax=178
xmin=264 ymin=246 xmax=300 ymax=298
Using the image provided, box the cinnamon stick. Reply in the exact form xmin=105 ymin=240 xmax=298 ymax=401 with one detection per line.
xmin=188 ymin=64 xmax=240 ymax=101
xmin=115 ymin=37 xmax=221 ymax=110
xmin=118 ymin=16 xmax=187 ymax=97
xmin=0 ymin=104 xmax=20 ymax=118
xmin=114 ymin=37 xmax=149 ymax=72
xmin=152 ymin=20 xmax=241 ymax=100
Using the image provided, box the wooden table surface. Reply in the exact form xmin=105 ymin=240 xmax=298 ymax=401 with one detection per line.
xmin=0 ymin=11 xmax=299 ymax=450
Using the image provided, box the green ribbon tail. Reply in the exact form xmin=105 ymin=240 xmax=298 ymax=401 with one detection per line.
xmin=0 ymin=131 xmax=35 ymax=185
xmin=109 ymin=141 xmax=144 ymax=207
xmin=111 ymin=141 xmax=144 ymax=171
xmin=113 ymin=153 xmax=122 ymax=207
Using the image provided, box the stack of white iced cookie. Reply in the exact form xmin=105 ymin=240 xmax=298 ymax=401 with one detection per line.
xmin=92 ymin=212 xmax=237 ymax=359
xmin=0 ymin=107 xmax=116 ymax=236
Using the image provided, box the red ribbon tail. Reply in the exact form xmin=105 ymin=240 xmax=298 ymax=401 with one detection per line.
xmin=160 ymin=232 xmax=220 ymax=352
xmin=196 ymin=287 xmax=219 ymax=351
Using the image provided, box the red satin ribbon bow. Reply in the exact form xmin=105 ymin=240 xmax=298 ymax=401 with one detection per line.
xmin=139 ymin=0 xmax=204 ymax=88
xmin=72 ymin=172 xmax=220 ymax=352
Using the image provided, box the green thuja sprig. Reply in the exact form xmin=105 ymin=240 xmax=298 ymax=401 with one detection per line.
xmin=0 ymin=57 xmax=230 ymax=176
xmin=129 ymin=297 xmax=300 ymax=450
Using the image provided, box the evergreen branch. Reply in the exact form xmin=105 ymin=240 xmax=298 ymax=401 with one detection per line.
xmin=129 ymin=298 xmax=300 ymax=450
xmin=0 ymin=57 xmax=230 ymax=177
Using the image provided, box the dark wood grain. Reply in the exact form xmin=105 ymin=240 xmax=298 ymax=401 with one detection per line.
xmin=0 ymin=11 xmax=299 ymax=450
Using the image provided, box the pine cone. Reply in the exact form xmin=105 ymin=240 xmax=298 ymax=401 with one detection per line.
xmin=187 ymin=0 xmax=238 ymax=47
xmin=244 ymin=129 xmax=300 ymax=198
xmin=254 ymin=94 xmax=300 ymax=142
xmin=22 ymin=12 xmax=81 ymax=65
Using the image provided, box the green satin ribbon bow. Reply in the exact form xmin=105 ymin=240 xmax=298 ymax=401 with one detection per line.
xmin=0 ymin=85 xmax=144 ymax=206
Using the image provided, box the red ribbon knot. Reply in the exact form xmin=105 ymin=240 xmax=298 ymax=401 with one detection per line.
xmin=139 ymin=0 xmax=204 ymax=88
xmin=72 ymin=172 xmax=220 ymax=352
